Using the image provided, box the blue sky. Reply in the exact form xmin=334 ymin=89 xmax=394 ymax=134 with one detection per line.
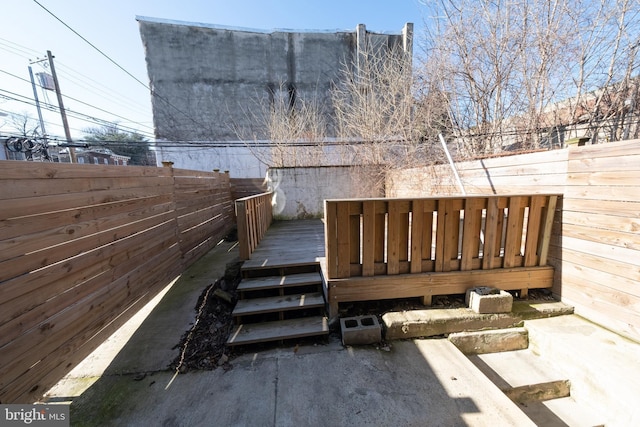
xmin=1 ymin=0 xmax=425 ymax=140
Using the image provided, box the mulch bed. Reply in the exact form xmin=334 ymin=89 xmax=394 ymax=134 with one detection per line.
xmin=169 ymin=260 xmax=242 ymax=373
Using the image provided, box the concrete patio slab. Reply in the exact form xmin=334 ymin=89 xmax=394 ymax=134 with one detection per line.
xmin=66 ymin=339 xmax=535 ymax=427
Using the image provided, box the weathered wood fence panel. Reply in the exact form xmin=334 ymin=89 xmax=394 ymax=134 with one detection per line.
xmin=386 ymin=139 xmax=640 ymax=341
xmin=236 ymin=192 xmax=273 ymax=260
xmin=0 ymin=161 xmax=235 ymax=403
xmin=325 ymin=194 xmax=558 ymax=279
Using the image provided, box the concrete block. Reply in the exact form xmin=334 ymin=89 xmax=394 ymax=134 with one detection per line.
xmin=382 ymin=301 xmax=573 ymax=340
xmin=467 ymin=288 xmax=513 ymax=314
xmin=340 ymin=315 xmax=381 ymax=346
xmin=448 ymin=327 xmax=529 ymax=354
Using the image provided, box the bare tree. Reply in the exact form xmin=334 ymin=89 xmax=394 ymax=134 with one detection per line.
xmin=418 ymin=0 xmax=640 ymax=157
xmin=9 ymin=112 xmax=41 ymax=137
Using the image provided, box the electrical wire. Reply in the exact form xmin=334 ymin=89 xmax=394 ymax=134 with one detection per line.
xmin=0 ymin=88 xmax=156 ymax=138
xmin=0 ymin=37 xmax=152 ymax=121
xmin=0 ymin=68 xmax=156 ymax=136
xmin=31 ymin=0 xmax=208 ymax=131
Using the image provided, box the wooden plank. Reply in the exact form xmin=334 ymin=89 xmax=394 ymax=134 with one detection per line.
xmin=422 ymin=210 xmax=434 ymax=264
xmin=538 ymin=195 xmax=557 ymax=266
xmin=0 ymin=229 xmax=179 ymax=346
xmin=561 ymin=235 xmax=639 ymax=267
xmin=434 ymin=200 xmax=448 ymax=272
xmin=226 ymin=316 xmax=329 ymax=346
xmin=0 ymin=175 xmax=170 ymax=200
xmin=562 ymin=209 xmax=640 ymax=233
xmin=374 ymin=202 xmax=386 ymax=263
xmin=387 ymin=200 xmax=401 ymax=275
xmin=0 ymin=200 xmax=175 ymax=263
xmin=461 ymin=198 xmax=482 ymax=270
xmin=328 ymin=266 xmax=554 ymax=303
xmin=566 ymin=170 xmax=640 ymax=186
xmin=0 ymin=160 xmax=171 ymax=180
xmin=0 ymin=185 xmax=174 ymax=219
xmin=503 ymin=196 xmax=524 ymax=268
xmin=0 ymin=245 xmax=182 ymax=392
xmin=0 ymin=223 xmax=179 ymax=333
xmin=0 ymin=193 xmax=172 ymax=241
xmin=0 ymin=211 xmax=177 ymax=283
xmin=399 ymin=209 xmax=410 ymax=263
xmin=523 ymin=195 xmax=544 ymax=266
xmin=336 ymin=202 xmax=351 ymax=278
xmin=562 ymin=222 xmax=640 ymax=251
xmin=566 ymin=153 xmax=640 ymax=173
xmin=563 ymin=185 xmax=640 ymax=202
xmin=232 ymin=293 xmax=324 ymax=316
xmin=559 ymin=262 xmax=640 ymax=309
xmin=567 ymin=138 xmax=640 ymax=160
xmin=562 ymin=198 xmax=640 ymax=218
xmin=362 ymin=201 xmax=376 ymax=276
xmin=443 ymin=199 xmax=460 ymax=271
xmin=483 ymin=197 xmax=500 ymax=270
xmin=410 ymin=199 xmax=424 ymax=273
xmin=237 ymin=272 xmax=322 ymax=292
xmin=349 ymin=211 xmax=361 ymax=265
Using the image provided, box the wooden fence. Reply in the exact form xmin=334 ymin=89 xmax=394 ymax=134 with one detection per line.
xmin=0 ymin=161 xmax=234 ymax=403
xmin=387 ymin=138 xmax=640 ymax=342
xmin=230 ymin=177 xmax=267 ymax=200
xmin=324 ymin=194 xmax=558 ymax=315
xmin=236 ymin=192 xmax=273 ymax=260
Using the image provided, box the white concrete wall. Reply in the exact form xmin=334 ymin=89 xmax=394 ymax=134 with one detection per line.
xmin=155 ymin=143 xmax=268 ymax=178
xmin=266 ymin=166 xmax=384 ymax=219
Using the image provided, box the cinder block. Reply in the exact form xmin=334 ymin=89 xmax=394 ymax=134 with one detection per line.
xmin=466 ymin=287 xmax=513 ymax=314
xmin=340 ymin=315 xmax=381 ymax=346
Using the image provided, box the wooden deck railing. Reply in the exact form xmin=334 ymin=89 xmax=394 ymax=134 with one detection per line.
xmin=236 ymin=192 xmax=273 ymax=260
xmin=324 ymin=194 xmax=559 ymax=280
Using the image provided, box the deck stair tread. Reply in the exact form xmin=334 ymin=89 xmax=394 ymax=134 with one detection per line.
xmin=237 ymin=272 xmax=322 ymax=292
xmin=468 ymin=349 xmax=567 ymax=389
xmin=227 ymin=316 xmax=329 ymax=346
xmin=233 ymin=292 xmax=325 ymax=316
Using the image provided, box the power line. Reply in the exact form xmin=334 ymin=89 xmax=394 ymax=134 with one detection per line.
xmin=0 ymin=88 xmax=156 ymax=138
xmin=0 ymin=68 xmax=155 ymax=135
xmin=31 ymin=0 xmax=205 ymax=130
xmin=0 ymin=36 xmax=151 ymax=122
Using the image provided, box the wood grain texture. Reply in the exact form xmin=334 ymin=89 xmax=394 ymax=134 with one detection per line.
xmin=386 ymin=138 xmax=640 ymax=342
xmin=0 ymin=160 xmax=235 ymax=403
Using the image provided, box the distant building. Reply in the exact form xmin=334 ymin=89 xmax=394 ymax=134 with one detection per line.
xmin=137 ymin=16 xmax=413 ymax=176
xmin=59 ymin=148 xmax=130 ymax=165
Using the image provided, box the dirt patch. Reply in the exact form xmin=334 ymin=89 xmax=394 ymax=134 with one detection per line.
xmin=169 ymin=260 xmax=242 ymax=373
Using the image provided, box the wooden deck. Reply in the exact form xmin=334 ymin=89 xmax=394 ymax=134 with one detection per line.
xmin=241 ymin=219 xmax=325 ymax=272
xmin=230 ymin=220 xmax=328 ymax=346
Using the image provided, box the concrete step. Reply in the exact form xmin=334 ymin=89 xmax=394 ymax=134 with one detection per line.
xmin=520 ymin=397 xmax=606 ymax=427
xmin=237 ymin=272 xmax=322 ymax=292
xmin=232 ymin=292 xmax=325 ymax=317
xmin=226 ymin=316 xmax=329 ymax=346
xmin=448 ymin=327 xmax=529 ymax=354
xmin=467 ymin=348 xmax=569 ymax=399
xmin=525 ymin=315 xmax=640 ymax=426
xmin=383 ymin=300 xmax=574 ymax=340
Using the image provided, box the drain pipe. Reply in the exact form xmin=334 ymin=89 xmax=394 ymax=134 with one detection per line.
xmin=438 ymin=134 xmax=466 ymax=195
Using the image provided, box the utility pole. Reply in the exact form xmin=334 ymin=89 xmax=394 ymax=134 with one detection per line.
xmin=47 ymin=50 xmax=76 ymax=163
xmin=27 ymin=65 xmax=47 ymax=144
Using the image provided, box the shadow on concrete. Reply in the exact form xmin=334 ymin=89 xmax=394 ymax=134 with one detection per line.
xmin=57 ymin=240 xmax=532 ymax=426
